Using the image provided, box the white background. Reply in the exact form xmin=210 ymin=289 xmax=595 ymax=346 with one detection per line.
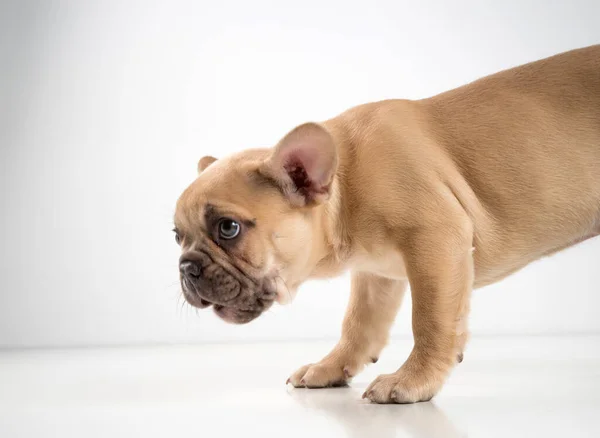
xmin=1 ymin=0 xmax=599 ymax=348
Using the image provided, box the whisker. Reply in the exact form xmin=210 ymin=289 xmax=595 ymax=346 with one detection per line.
xmin=176 ymin=293 xmax=186 ymax=317
xmin=276 ymin=274 xmax=292 ymax=305
xmin=163 ymin=281 xmax=182 ymax=294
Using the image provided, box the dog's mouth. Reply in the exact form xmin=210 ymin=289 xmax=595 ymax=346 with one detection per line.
xmin=180 ymin=251 xmax=275 ymax=324
xmin=182 ymin=286 xmax=273 ymax=324
xmin=182 ymin=286 xmax=272 ymax=324
xmin=212 ymin=304 xmax=267 ymax=324
xmin=181 ymin=277 xmax=212 ymax=308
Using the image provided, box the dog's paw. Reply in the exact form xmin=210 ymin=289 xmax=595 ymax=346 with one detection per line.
xmin=362 ymin=369 xmax=443 ymax=404
xmin=287 ymin=360 xmax=360 ymax=388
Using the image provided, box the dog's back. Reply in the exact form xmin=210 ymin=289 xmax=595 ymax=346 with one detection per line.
xmin=424 ymin=45 xmax=600 ymax=284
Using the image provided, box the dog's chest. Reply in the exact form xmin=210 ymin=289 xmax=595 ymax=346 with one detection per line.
xmin=350 ymin=245 xmax=408 ymax=280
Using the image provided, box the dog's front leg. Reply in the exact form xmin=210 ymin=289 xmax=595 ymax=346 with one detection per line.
xmin=288 ymin=273 xmax=407 ymax=388
xmin=363 ymin=225 xmax=474 ymax=403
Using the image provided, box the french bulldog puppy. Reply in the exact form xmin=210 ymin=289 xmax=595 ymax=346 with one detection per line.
xmin=174 ymin=45 xmax=600 ymax=404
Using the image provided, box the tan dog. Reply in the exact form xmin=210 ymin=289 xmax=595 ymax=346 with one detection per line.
xmin=174 ymin=45 xmax=600 ymax=404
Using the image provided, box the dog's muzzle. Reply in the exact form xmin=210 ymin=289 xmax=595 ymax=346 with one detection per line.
xmin=179 ymin=251 xmax=275 ymax=324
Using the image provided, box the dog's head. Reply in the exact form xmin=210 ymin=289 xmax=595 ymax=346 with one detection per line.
xmin=174 ymin=123 xmax=338 ymax=324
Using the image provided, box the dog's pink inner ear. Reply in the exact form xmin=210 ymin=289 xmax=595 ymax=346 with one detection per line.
xmin=198 ymin=156 xmax=217 ymax=173
xmin=264 ymin=123 xmax=337 ymax=206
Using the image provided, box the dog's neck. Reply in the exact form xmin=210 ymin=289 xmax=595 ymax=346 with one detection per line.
xmin=302 ymin=190 xmax=346 ymax=280
xmin=305 ymin=125 xmax=354 ymax=279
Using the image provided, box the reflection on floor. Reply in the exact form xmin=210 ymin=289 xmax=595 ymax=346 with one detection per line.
xmin=1 ymin=336 xmax=599 ymax=437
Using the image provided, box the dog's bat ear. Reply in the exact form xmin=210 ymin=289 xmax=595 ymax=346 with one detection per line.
xmin=198 ymin=156 xmax=217 ymax=173
xmin=259 ymin=122 xmax=338 ymax=207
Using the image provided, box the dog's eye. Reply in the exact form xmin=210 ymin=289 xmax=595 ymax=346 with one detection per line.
xmin=218 ymin=219 xmax=241 ymax=240
xmin=173 ymin=229 xmax=182 ymax=245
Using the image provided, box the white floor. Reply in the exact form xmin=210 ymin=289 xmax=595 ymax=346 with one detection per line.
xmin=1 ymin=336 xmax=600 ymax=438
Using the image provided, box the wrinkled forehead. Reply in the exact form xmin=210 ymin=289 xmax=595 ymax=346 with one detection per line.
xmin=177 ymin=175 xmax=249 ymax=228
xmin=174 ymin=150 xmax=273 ymax=231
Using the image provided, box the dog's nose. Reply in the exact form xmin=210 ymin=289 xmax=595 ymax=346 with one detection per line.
xmin=179 ymin=260 xmax=200 ymax=278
